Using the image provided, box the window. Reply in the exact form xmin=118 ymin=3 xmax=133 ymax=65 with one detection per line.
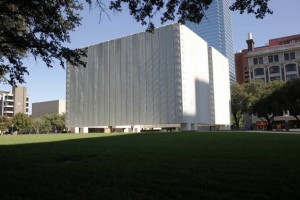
xmin=285 ymin=64 xmax=297 ymax=72
xmin=6 ymin=113 xmax=13 ymax=117
xmin=270 ymin=76 xmax=281 ymax=81
xmin=254 ymin=68 xmax=265 ymax=76
xmin=269 ymin=66 xmax=280 ymax=74
xmin=284 ymin=53 xmax=290 ymax=60
xmin=286 ymin=74 xmax=298 ymax=81
xmin=4 ymin=107 xmax=13 ymax=111
xmin=253 ymin=57 xmax=263 ymax=65
xmin=5 ymin=102 xmax=14 ymax=106
xmin=268 ymin=55 xmax=279 ymax=63
xmin=268 ymin=55 xmax=273 ymax=63
xmin=253 ymin=58 xmax=258 ymax=65
xmin=5 ymin=96 xmax=13 ymax=100
xmin=284 ymin=52 xmax=296 ymax=60
xmin=290 ymin=52 xmax=296 ymax=60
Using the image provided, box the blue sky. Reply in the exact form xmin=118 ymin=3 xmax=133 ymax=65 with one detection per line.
xmin=1 ymin=0 xmax=300 ymax=109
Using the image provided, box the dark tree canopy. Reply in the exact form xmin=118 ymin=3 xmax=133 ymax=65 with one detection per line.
xmin=0 ymin=0 xmax=272 ymax=85
xmin=110 ymin=0 xmax=273 ymax=31
xmin=0 ymin=0 xmax=87 ymax=85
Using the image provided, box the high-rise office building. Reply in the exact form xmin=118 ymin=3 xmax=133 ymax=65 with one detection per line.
xmin=186 ymin=0 xmax=235 ymax=83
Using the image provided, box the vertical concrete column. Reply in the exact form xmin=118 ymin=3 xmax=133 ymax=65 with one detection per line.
xmin=104 ymin=126 xmax=112 ymax=133
xmin=71 ymin=127 xmax=79 ymax=133
xmin=80 ymin=127 xmax=89 ymax=133
xmin=180 ymin=123 xmax=191 ymax=131
xmin=133 ymin=125 xmax=141 ymax=133
xmin=124 ymin=128 xmax=131 ymax=133
xmin=191 ymin=123 xmax=198 ymax=131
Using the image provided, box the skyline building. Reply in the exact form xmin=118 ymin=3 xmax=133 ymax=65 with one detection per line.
xmin=186 ymin=0 xmax=235 ymax=83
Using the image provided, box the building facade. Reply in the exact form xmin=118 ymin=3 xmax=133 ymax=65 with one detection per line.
xmin=66 ymin=24 xmax=231 ymax=133
xmin=235 ymin=33 xmax=300 ymax=84
xmin=186 ymin=0 xmax=235 ymax=83
xmin=235 ymin=33 xmax=300 ymax=130
xmin=0 ymin=86 xmax=30 ymax=117
xmin=32 ymin=100 xmax=66 ymax=118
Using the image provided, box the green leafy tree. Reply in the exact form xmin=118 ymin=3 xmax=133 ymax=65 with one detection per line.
xmin=0 ymin=1 xmax=87 ymax=85
xmin=281 ymin=78 xmax=300 ymax=123
xmin=0 ymin=115 xmax=12 ymax=134
xmin=31 ymin=118 xmax=42 ymax=134
xmin=231 ymin=83 xmax=250 ymax=130
xmin=32 ymin=117 xmax=52 ymax=134
xmin=244 ymin=80 xmax=266 ymax=110
xmin=12 ymin=113 xmax=33 ymax=134
xmin=1 ymin=0 xmax=272 ymax=85
xmin=109 ymin=0 xmax=272 ymax=31
xmin=42 ymin=113 xmax=66 ymax=133
xmin=251 ymin=81 xmax=285 ymax=130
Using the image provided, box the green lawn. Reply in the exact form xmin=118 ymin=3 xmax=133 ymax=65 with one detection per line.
xmin=0 ymin=132 xmax=300 ymax=200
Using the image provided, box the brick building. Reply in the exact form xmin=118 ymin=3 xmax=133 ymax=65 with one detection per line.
xmin=235 ymin=33 xmax=300 ymax=84
xmin=235 ymin=33 xmax=300 ymax=130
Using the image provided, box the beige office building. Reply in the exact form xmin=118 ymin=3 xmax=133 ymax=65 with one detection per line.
xmin=32 ymin=100 xmax=66 ymax=118
xmin=0 ymin=86 xmax=30 ymax=117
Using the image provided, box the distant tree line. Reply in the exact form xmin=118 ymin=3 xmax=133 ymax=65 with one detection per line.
xmin=231 ymin=79 xmax=300 ymax=130
xmin=0 ymin=113 xmax=66 ymax=135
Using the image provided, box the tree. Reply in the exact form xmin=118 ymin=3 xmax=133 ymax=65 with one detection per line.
xmin=281 ymin=79 xmax=300 ymax=123
xmin=42 ymin=113 xmax=66 ymax=133
xmin=251 ymin=81 xmax=285 ymax=130
xmin=0 ymin=0 xmax=87 ymax=85
xmin=0 ymin=115 xmax=12 ymax=134
xmin=31 ymin=118 xmax=42 ymax=134
xmin=109 ymin=0 xmax=273 ymax=31
xmin=231 ymin=83 xmax=250 ymax=130
xmin=1 ymin=0 xmax=272 ymax=85
xmin=12 ymin=113 xmax=33 ymax=134
xmin=31 ymin=117 xmax=52 ymax=134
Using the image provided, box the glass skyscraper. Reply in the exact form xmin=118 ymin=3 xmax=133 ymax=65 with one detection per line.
xmin=186 ymin=0 xmax=235 ymax=83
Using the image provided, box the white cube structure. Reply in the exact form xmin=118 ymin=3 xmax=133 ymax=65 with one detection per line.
xmin=66 ymin=24 xmax=231 ymax=132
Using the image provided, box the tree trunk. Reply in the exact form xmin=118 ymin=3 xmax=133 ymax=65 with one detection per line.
xmin=233 ymin=113 xmax=240 ymax=130
xmin=265 ymin=115 xmax=274 ymax=131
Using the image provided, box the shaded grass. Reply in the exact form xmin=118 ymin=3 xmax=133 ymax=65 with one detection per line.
xmin=0 ymin=132 xmax=300 ymax=199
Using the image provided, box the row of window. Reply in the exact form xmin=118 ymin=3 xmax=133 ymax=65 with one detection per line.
xmin=4 ymin=107 xmax=13 ymax=111
xmin=4 ymin=102 xmax=14 ymax=106
xmin=255 ymin=74 xmax=298 ymax=82
xmin=254 ymin=64 xmax=298 ymax=76
xmin=253 ymin=52 xmax=296 ymax=65
xmin=279 ymin=38 xmax=300 ymax=45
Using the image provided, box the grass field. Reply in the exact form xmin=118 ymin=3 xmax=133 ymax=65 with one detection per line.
xmin=0 ymin=132 xmax=300 ymax=200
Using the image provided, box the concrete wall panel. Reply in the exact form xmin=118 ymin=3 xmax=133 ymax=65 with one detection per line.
xmin=209 ymin=47 xmax=231 ymax=126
